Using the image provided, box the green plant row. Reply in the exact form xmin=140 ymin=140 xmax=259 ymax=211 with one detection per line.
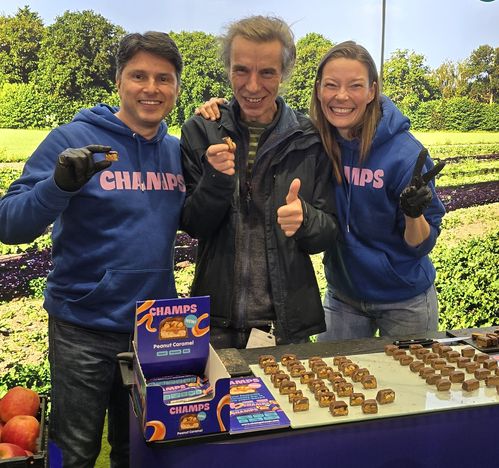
xmin=437 ymin=158 xmax=499 ymax=187
xmin=428 ymin=143 xmax=499 ymax=159
xmin=432 ymin=230 xmax=499 ymax=330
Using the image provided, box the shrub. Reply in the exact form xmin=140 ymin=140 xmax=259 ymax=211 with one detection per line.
xmin=432 ymin=230 xmax=499 ymax=330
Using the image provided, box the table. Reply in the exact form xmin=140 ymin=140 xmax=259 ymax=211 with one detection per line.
xmin=129 ymin=328 xmax=499 ymax=467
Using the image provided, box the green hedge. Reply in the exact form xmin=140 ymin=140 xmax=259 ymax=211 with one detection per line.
xmin=408 ymin=98 xmax=499 ymax=131
xmin=0 ymin=82 xmax=120 ymax=129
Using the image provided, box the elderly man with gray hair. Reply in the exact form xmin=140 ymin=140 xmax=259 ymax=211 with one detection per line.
xmin=181 ymin=15 xmax=338 ymax=349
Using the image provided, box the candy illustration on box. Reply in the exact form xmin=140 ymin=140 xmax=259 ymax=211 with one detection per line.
xmin=132 ymin=296 xmax=231 ymax=441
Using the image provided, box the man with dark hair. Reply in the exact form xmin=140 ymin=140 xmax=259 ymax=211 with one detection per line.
xmin=181 ymin=16 xmax=338 ymax=349
xmin=0 ymin=31 xmax=184 ymax=468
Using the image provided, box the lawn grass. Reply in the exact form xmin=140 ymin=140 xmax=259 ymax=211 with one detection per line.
xmin=0 ymin=129 xmax=50 ymax=161
xmin=0 ymin=129 xmax=498 ymax=163
xmin=412 ymin=131 xmax=499 ymax=146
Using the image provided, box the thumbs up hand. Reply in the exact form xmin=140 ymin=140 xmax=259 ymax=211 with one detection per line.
xmin=277 ymin=178 xmax=303 ymax=237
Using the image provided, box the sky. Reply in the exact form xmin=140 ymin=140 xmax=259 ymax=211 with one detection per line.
xmin=2 ymin=0 xmax=498 ymax=70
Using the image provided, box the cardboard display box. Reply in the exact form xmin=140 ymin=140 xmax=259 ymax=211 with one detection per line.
xmin=132 ymin=297 xmax=230 ymax=442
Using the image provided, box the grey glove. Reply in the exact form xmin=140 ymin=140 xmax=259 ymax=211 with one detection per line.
xmin=400 ymin=148 xmax=445 ymax=218
xmin=54 ymin=145 xmax=112 ymax=192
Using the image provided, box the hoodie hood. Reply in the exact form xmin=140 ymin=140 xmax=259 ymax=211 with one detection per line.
xmin=74 ymin=103 xmax=169 ymax=143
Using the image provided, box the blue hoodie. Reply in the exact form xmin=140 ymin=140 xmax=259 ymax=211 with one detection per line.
xmin=323 ymin=96 xmax=445 ymax=302
xmin=0 ymin=104 xmax=185 ymax=332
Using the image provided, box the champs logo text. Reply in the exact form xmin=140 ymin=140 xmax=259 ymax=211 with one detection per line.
xmin=169 ymin=403 xmax=210 ymax=415
xmin=150 ymin=303 xmax=198 ymax=316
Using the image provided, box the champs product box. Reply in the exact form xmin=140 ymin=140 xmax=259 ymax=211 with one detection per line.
xmin=132 ymin=296 xmax=231 ymax=442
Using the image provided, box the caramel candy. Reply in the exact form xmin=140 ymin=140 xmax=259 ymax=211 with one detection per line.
xmin=474 ymin=353 xmax=489 ymax=363
xmin=409 ymin=343 xmax=423 ymax=354
xmin=336 ymin=382 xmax=354 ymax=397
xmin=338 ymin=359 xmax=353 ymax=372
xmin=461 ymin=347 xmax=476 ymax=358
xmin=482 ymin=359 xmax=498 ymax=370
xmin=376 ymin=388 xmax=395 ymax=404
xmin=362 ymin=399 xmax=378 ymax=414
xmin=326 ymin=370 xmax=343 ymax=381
xmin=485 ymin=375 xmax=499 ymax=387
xmin=476 ymin=334 xmax=498 ymax=348
xmin=409 ymin=360 xmax=425 ymax=373
xmin=474 ymin=368 xmax=491 ymax=380
xmin=462 ymin=379 xmax=480 ymax=391
xmin=384 ymin=345 xmax=398 ymax=356
xmin=280 ymin=353 xmax=297 ymax=365
xmin=423 ymin=352 xmax=439 ymax=364
xmin=259 ymin=354 xmax=276 ymax=368
xmin=300 ymin=371 xmax=315 ymax=384
xmin=331 ymin=376 xmax=347 ymax=390
xmin=288 ymin=389 xmax=303 ymax=403
xmin=308 ymin=356 xmax=324 ymax=366
xmin=310 ymin=360 xmax=328 ymax=373
xmin=456 ymin=357 xmax=471 ymax=368
xmin=330 ymin=400 xmax=348 ymax=416
xmin=419 ymin=367 xmax=436 ymax=379
xmin=222 ymin=136 xmax=236 ymax=152
xmin=464 ymin=361 xmax=480 ymax=374
xmin=361 ymin=374 xmax=377 ymax=389
xmin=318 ymin=391 xmax=336 ymax=408
xmin=314 ymin=386 xmax=329 ymax=400
xmin=392 ymin=349 xmax=407 ymax=361
xmin=317 ymin=366 xmax=334 ymax=379
xmin=333 ymin=355 xmax=348 ymax=366
xmin=352 ymin=368 xmax=370 ymax=382
xmin=438 ymin=345 xmax=452 ymax=357
xmin=279 ymin=380 xmax=296 ymax=395
xmin=274 ymin=377 xmax=290 ymax=390
xmin=426 ymin=374 xmax=441 ymax=385
xmin=290 ymin=364 xmax=307 ymax=378
xmin=105 ymin=150 xmax=119 ymax=161
xmin=272 ymin=373 xmax=289 ymax=387
xmin=342 ymin=362 xmax=359 ymax=376
xmin=445 ymin=351 xmax=461 ymax=363
xmin=399 ymin=355 xmax=414 ymax=366
xmin=415 ymin=348 xmax=431 ymax=359
xmin=286 ymin=360 xmax=301 ymax=371
xmin=436 ymin=378 xmax=451 ymax=391
xmin=293 ymin=397 xmax=309 ymax=412
xmin=440 ymin=365 xmax=455 ymax=376
xmin=264 ymin=363 xmax=280 ymax=375
xmin=307 ymin=378 xmax=325 ymax=391
xmin=431 ymin=358 xmax=447 ymax=370
xmin=449 ymin=370 xmax=465 ymax=383
xmin=431 ymin=342 xmax=441 ymax=353
xmin=349 ymin=392 xmax=365 ymax=406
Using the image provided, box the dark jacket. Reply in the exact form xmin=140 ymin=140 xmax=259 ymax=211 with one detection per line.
xmin=180 ymin=97 xmax=337 ymax=342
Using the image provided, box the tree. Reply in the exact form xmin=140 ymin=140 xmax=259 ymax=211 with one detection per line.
xmin=382 ymin=49 xmax=440 ymax=112
xmin=34 ymin=10 xmax=125 ymax=102
xmin=0 ymin=6 xmax=44 ymax=84
xmin=432 ymin=60 xmax=459 ymax=99
xmin=463 ymin=45 xmax=498 ymax=104
xmin=285 ymin=33 xmax=333 ymax=115
xmin=169 ymin=31 xmax=230 ymax=127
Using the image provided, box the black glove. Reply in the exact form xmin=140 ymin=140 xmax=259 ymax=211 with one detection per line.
xmin=400 ymin=148 xmax=445 ymax=218
xmin=54 ymin=145 xmax=113 ymax=192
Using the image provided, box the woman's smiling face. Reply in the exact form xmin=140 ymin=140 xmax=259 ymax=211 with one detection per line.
xmin=317 ymin=57 xmax=376 ymax=140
